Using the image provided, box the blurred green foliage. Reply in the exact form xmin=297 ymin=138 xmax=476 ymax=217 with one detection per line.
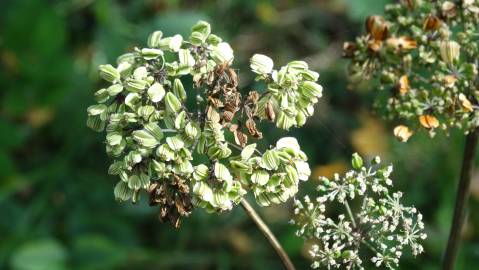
xmin=1 ymin=0 xmax=479 ymax=269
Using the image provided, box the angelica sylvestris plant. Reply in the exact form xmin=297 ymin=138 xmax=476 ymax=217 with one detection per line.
xmin=344 ymin=1 xmax=479 ymax=269
xmin=86 ymin=20 xmax=322 ymax=231
xmin=344 ymin=0 xmax=479 ymax=140
xmin=292 ymin=154 xmax=426 ymax=270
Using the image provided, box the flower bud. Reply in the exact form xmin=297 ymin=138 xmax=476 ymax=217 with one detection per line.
xmin=99 ymin=64 xmax=120 ymax=82
xmin=351 ymin=153 xmax=363 ymax=170
xmin=250 ymin=54 xmax=274 ymax=74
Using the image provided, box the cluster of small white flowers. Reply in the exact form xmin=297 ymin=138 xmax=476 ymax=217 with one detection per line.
xmin=291 ymin=154 xmax=427 ymax=269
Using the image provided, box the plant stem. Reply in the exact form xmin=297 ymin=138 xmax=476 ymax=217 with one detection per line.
xmin=443 ymin=128 xmax=479 ymax=270
xmin=240 ymin=199 xmax=296 ymax=270
xmin=344 ymin=201 xmax=357 ymax=228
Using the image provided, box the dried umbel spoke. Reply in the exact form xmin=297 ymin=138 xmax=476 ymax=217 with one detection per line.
xmin=87 ymin=21 xmax=323 ymax=227
xmin=344 ymin=0 xmax=479 ymax=139
xmin=291 ymin=154 xmax=427 ymax=269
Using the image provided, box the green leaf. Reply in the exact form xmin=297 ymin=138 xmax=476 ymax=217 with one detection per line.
xmin=11 ymin=239 xmax=67 ymax=270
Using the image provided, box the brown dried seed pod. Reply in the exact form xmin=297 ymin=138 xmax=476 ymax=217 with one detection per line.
xmin=386 ymin=36 xmax=417 ymax=51
xmin=419 ymin=115 xmax=439 ymax=129
xmin=343 ymin=42 xmax=358 ymax=58
xmin=246 ymin=119 xmax=263 ymax=139
xmin=148 ymin=176 xmax=193 ymax=229
xmin=366 ymin=15 xmax=389 ymax=41
xmin=423 ymin=15 xmax=442 ymax=31
xmin=223 ymin=110 xmax=235 ymax=122
xmin=442 ymin=1 xmax=457 ymax=18
xmin=234 ymin=129 xmax=248 ymax=147
xmin=265 ymin=101 xmax=276 ymax=121
xmin=394 ymin=125 xmax=414 ymax=142
xmin=398 ymin=75 xmax=410 ymax=95
xmin=458 ymin=94 xmax=474 ymax=112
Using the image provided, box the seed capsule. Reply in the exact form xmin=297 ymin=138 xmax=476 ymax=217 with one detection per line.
xmin=366 ymin=15 xmax=388 ymax=41
xmin=439 ymin=41 xmax=461 ymax=65
xmin=398 ymin=75 xmax=410 ymax=95
xmin=458 ymin=93 xmax=474 ymax=112
xmin=419 ymin=115 xmax=439 ymax=129
xmin=423 ymin=15 xmax=441 ymax=31
xmin=393 ymin=125 xmax=413 ymax=142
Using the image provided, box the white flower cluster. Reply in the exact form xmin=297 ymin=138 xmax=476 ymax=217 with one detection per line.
xmin=291 ymin=154 xmax=427 ymax=269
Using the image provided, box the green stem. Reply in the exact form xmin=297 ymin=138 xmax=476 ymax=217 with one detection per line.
xmin=442 ymin=128 xmax=479 ymax=270
xmin=240 ymin=199 xmax=296 ymax=270
xmin=344 ymin=201 xmax=357 ymax=228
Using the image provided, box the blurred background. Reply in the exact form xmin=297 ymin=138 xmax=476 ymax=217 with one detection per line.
xmin=1 ymin=0 xmax=479 ymax=269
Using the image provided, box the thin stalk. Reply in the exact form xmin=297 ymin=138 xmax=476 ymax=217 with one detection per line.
xmin=442 ymin=128 xmax=479 ymax=270
xmin=344 ymin=201 xmax=357 ymax=228
xmin=240 ymin=199 xmax=296 ymax=270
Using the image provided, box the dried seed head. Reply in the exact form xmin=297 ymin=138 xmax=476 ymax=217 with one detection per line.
xmin=342 ymin=42 xmax=358 ymax=58
xmin=366 ymin=16 xmax=389 ymax=41
xmin=246 ymin=119 xmax=262 ymax=139
xmin=394 ymin=125 xmax=414 ymax=142
xmin=443 ymin=75 xmax=457 ymax=88
xmin=386 ymin=36 xmax=417 ymax=51
xmin=419 ymin=115 xmax=439 ymax=129
xmin=458 ymin=93 xmax=474 ymax=112
xmin=423 ymin=15 xmax=442 ymax=31
xmin=442 ymin=1 xmax=457 ymax=18
xmin=265 ymin=101 xmax=276 ymax=121
xmin=439 ymin=40 xmax=461 ymax=65
xmin=398 ymin=75 xmax=410 ymax=95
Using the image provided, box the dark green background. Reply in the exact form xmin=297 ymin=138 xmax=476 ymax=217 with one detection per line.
xmin=1 ymin=0 xmax=478 ymax=269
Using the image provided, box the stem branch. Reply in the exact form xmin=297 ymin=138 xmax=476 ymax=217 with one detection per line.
xmin=443 ymin=128 xmax=479 ymax=270
xmin=344 ymin=201 xmax=357 ymax=228
xmin=240 ymin=199 xmax=296 ymax=270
